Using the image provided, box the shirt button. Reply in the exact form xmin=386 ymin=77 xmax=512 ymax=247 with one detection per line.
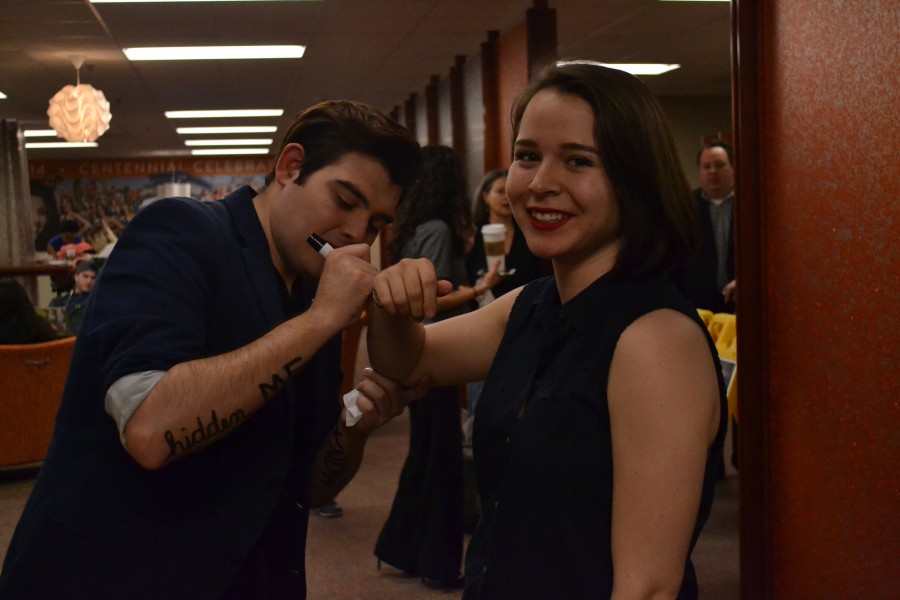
xmin=296 ymin=501 xmax=304 ymax=511
xmin=482 ymin=566 xmax=488 ymax=574
xmin=505 ymin=436 xmax=510 ymax=444
xmin=290 ymin=569 xmax=300 ymax=576
xmin=494 ymin=500 xmax=500 ymax=509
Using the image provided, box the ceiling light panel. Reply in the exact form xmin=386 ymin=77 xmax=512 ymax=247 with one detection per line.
xmin=191 ymin=148 xmax=270 ymax=155
xmin=124 ymin=46 xmax=305 ymax=61
xmin=184 ymin=139 xmax=273 ymax=146
xmin=26 ymin=142 xmax=99 ymax=149
xmin=176 ymin=126 xmax=278 ymax=134
xmin=166 ymin=109 xmax=284 ymax=119
xmin=93 ymin=0 xmax=318 ymax=3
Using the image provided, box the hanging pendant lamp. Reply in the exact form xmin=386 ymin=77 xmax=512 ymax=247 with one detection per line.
xmin=47 ymin=55 xmax=112 ymax=143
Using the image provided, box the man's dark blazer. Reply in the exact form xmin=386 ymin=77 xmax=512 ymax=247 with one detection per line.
xmin=677 ymin=189 xmax=735 ymax=314
xmin=0 ymin=187 xmax=342 ymax=599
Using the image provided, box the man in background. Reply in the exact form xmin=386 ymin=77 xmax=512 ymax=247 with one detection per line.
xmin=679 ymin=140 xmax=736 ymax=314
xmin=49 ymin=259 xmax=98 ymax=335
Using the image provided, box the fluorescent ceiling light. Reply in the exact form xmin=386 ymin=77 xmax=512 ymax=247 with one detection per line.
xmin=124 ymin=45 xmax=305 ymax=61
xmin=603 ymin=63 xmax=680 ymax=75
xmin=557 ymin=60 xmax=680 ymax=75
xmin=184 ymin=139 xmax=273 ymax=146
xmin=93 ymin=1 xmax=317 ymax=3
xmin=0 ymin=91 xmax=6 ymax=99
xmin=166 ymin=109 xmax=283 ymax=119
xmin=26 ymin=142 xmax=99 ymax=149
xmin=191 ymin=148 xmax=270 ymax=156
xmin=176 ymin=126 xmax=278 ymax=134
xmin=24 ymin=129 xmax=59 ymax=137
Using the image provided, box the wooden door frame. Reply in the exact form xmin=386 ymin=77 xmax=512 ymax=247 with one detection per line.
xmin=731 ymin=1 xmax=770 ymax=597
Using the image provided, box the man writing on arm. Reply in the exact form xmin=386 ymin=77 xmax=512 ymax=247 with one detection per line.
xmin=0 ymin=101 xmax=423 ymax=599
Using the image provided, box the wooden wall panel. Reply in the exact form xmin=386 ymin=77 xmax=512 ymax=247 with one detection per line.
xmin=496 ymin=22 xmax=528 ymax=168
xmin=438 ymin=73 xmax=453 ymax=149
xmin=480 ymin=31 xmax=500 ymax=173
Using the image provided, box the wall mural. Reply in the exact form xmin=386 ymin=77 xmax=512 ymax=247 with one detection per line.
xmin=29 ymin=157 xmax=269 ymax=254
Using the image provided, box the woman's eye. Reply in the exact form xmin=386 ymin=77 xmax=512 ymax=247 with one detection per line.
xmin=514 ymin=151 xmax=538 ymax=162
xmin=567 ymin=156 xmax=593 ymax=167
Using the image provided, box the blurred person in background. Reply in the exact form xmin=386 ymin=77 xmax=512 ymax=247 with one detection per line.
xmin=0 ymin=278 xmax=58 ymax=344
xmin=49 ymin=259 xmax=100 ymax=336
xmin=375 ymin=145 xmax=499 ymax=590
xmin=677 ymin=140 xmax=736 ymax=314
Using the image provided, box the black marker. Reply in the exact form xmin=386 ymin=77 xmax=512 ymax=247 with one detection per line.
xmin=307 ymin=233 xmax=334 ymax=257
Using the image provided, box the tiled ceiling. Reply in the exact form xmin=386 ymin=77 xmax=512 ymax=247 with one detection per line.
xmin=0 ymin=0 xmax=731 ymax=160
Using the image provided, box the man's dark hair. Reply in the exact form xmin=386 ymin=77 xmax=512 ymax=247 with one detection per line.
xmin=265 ymin=100 xmax=422 ymax=198
xmin=510 ymin=61 xmax=698 ymax=279
xmin=696 ymin=140 xmax=734 ymax=166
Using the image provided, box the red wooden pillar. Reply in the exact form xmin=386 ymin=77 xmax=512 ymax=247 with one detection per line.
xmin=733 ymin=1 xmax=898 ymax=597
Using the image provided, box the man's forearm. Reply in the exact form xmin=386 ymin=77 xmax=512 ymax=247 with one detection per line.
xmin=124 ymin=310 xmax=341 ymax=469
xmin=309 ymin=421 xmax=368 ymax=507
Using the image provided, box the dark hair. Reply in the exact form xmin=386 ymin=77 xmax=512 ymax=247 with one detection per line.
xmin=265 ymin=100 xmax=422 ymax=197
xmin=59 ymin=219 xmax=80 ymax=234
xmin=696 ymin=139 xmax=734 ymax=166
xmin=390 ymin=145 xmax=473 ymax=260
xmin=0 ymin=279 xmax=57 ymax=344
xmin=472 ymin=169 xmax=509 ymax=228
xmin=510 ymin=61 xmax=698 ymax=278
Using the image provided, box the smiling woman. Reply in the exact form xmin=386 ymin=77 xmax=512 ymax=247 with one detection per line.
xmin=367 ymin=62 xmax=727 ymax=600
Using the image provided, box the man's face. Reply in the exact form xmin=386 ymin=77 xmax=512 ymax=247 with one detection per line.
xmin=268 ymin=151 xmax=402 ymax=282
xmin=74 ymin=269 xmax=96 ymax=295
xmin=699 ymin=146 xmax=735 ymax=200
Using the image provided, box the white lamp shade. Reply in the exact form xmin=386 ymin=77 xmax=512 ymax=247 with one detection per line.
xmin=47 ymin=83 xmax=112 ymax=143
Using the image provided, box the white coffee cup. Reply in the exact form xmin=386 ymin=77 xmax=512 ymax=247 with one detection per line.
xmin=481 ymin=223 xmax=506 ymax=273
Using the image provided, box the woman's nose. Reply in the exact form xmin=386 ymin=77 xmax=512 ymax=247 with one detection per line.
xmin=529 ymin=162 xmax=559 ymax=196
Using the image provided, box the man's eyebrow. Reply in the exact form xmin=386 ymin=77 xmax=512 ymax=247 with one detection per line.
xmin=336 ymin=179 xmax=394 ymax=226
xmin=336 ymin=179 xmax=369 ymax=208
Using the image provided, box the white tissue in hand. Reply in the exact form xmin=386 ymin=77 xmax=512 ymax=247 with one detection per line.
xmin=343 ymin=389 xmax=363 ymax=427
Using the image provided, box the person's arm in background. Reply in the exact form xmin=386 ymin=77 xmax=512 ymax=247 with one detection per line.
xmin=607 ymin=310 xmax=721 ymax=600
xmin=721 ymin=279 xmax=736 ymax=306
xmin=435 ymin=259 xmax=502 ymax=313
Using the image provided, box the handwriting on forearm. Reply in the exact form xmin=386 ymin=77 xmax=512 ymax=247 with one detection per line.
xmin=318 ymin=427 xmax=347 ymax=487
xmin=259 ymin=356 xmax=304 ymax=402
xmin=164 ymin=408 xmax=246 ymax=460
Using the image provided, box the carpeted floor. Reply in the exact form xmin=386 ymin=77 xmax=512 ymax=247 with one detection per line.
xmin=1 ymin=408 xmax=739 ymax=599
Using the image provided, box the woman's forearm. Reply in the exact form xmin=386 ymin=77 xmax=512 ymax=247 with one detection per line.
xmin=366 ymin=299 xmax=427 ymax=385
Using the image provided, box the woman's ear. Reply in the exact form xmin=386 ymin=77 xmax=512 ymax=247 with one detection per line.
xmin=273 ymin=143 xmax=306 ymax=186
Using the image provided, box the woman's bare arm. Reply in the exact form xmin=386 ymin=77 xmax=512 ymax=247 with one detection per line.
xmin=367 ymin=257 xmax=517 ymax=388
xmin=608 ymin=309 xmax=720 ymax=600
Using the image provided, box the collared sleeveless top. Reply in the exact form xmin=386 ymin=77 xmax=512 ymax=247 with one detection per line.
xmin=463 ymin=273 xmax=727 ymax=600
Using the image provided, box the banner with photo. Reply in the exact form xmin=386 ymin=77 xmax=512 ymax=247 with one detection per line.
xmin=28 ymin=157 xmax=270 ymax=253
